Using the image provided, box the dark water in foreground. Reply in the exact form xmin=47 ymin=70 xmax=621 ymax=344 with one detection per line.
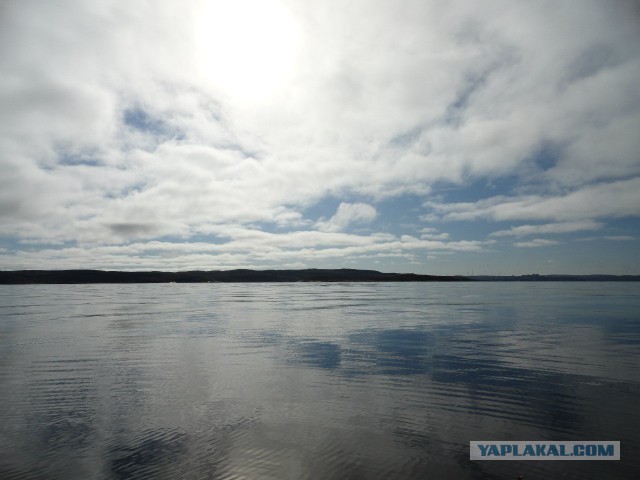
xmin=0 ymin=282 xmax=639 ymax=479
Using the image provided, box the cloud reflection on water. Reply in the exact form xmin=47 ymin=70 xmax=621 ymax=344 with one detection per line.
xmin=1 ymin=283 xmax=639 ymax=479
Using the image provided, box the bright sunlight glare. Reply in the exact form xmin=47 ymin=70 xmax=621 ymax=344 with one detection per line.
xmin=195 ymin=0 xmax=300 ymax=102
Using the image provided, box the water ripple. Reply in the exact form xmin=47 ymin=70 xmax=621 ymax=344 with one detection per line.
xmin=0 ymin=282 xmax=638 ymax=479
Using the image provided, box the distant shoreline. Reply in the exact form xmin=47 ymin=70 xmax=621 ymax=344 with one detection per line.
xmin=0 ymin=269 xmax=639 ymax=284
xmin=468 ymin=274 xmax=640 ymax=282
xmin=0 ymin=269 xmax=464 ymax=284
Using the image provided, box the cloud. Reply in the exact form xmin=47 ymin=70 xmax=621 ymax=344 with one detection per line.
xmin=0 ymin=224 xmax=494 ymax=271
xmin=490 ymin=220 xmax=602 ymax=237
xmin=513 ymin=239 xmax=559 ymax=248
xmin=419 ymin=227 xmax=450 ymax=240
xmin=316 ymin=203 xmax=377 ymax=232
xmin=425 ymin=178 xmax=640 ymax=223
xmin=107 ymin=222 xmax=162 ymax=237
xmin=0 ymin=0 xmax=639 ymax=272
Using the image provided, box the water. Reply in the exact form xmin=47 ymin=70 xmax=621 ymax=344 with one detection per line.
xmin=0 ymin=282 xmax=638 ymax=479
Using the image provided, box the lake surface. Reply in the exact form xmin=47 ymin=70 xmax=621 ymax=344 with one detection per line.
xmin=0 ymin=282 xmax=639 ymax=479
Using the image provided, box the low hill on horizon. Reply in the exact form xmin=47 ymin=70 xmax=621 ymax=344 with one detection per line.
xmin=1 ymin=270 xmax=638 ymax=284
xmin=0 ymin=268 xmax=467 ymax=284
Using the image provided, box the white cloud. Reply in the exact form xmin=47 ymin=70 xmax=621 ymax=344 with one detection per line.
xmin=0 ymin=225 xmax=493 ymax=271
xmin=490 ymin=220 xmax=602 ymax=237
xmin=419 ymin=227 xmax=450 ymax=240
xmin=0 ymin=0 xmax=639 ymax=271
xmin=316 ymin=203 xmax=377 ymax=232
xmin=421 ymin=232 xmax=450 ymax=240
xmin=425 ymin=178 xmax=640 ymax=223
xmin=513 ymin=239 xmax=559 ymax=248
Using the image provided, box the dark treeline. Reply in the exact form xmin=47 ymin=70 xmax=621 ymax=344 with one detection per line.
xmin=469 ymin=274 xmax=640 ymax=281
xmin=0 ymin=269 xmax=467 ymax=284
xmin=1 ymin=270 xmax=638 ymax=284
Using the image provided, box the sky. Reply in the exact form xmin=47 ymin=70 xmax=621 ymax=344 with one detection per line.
xmin=1 ymin=0 xmax=639 ymax=275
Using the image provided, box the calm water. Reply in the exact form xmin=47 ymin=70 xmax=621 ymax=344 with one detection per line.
xmin=0 ymin=282 xmax=639 ymax=479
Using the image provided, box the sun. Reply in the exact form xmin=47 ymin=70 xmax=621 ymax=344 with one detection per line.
xmin=194 ymin=0 xmax=300 ymax=102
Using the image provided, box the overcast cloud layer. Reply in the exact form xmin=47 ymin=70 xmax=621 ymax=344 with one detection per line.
xmin=1 ymin=0 xmax=639 ymax=274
